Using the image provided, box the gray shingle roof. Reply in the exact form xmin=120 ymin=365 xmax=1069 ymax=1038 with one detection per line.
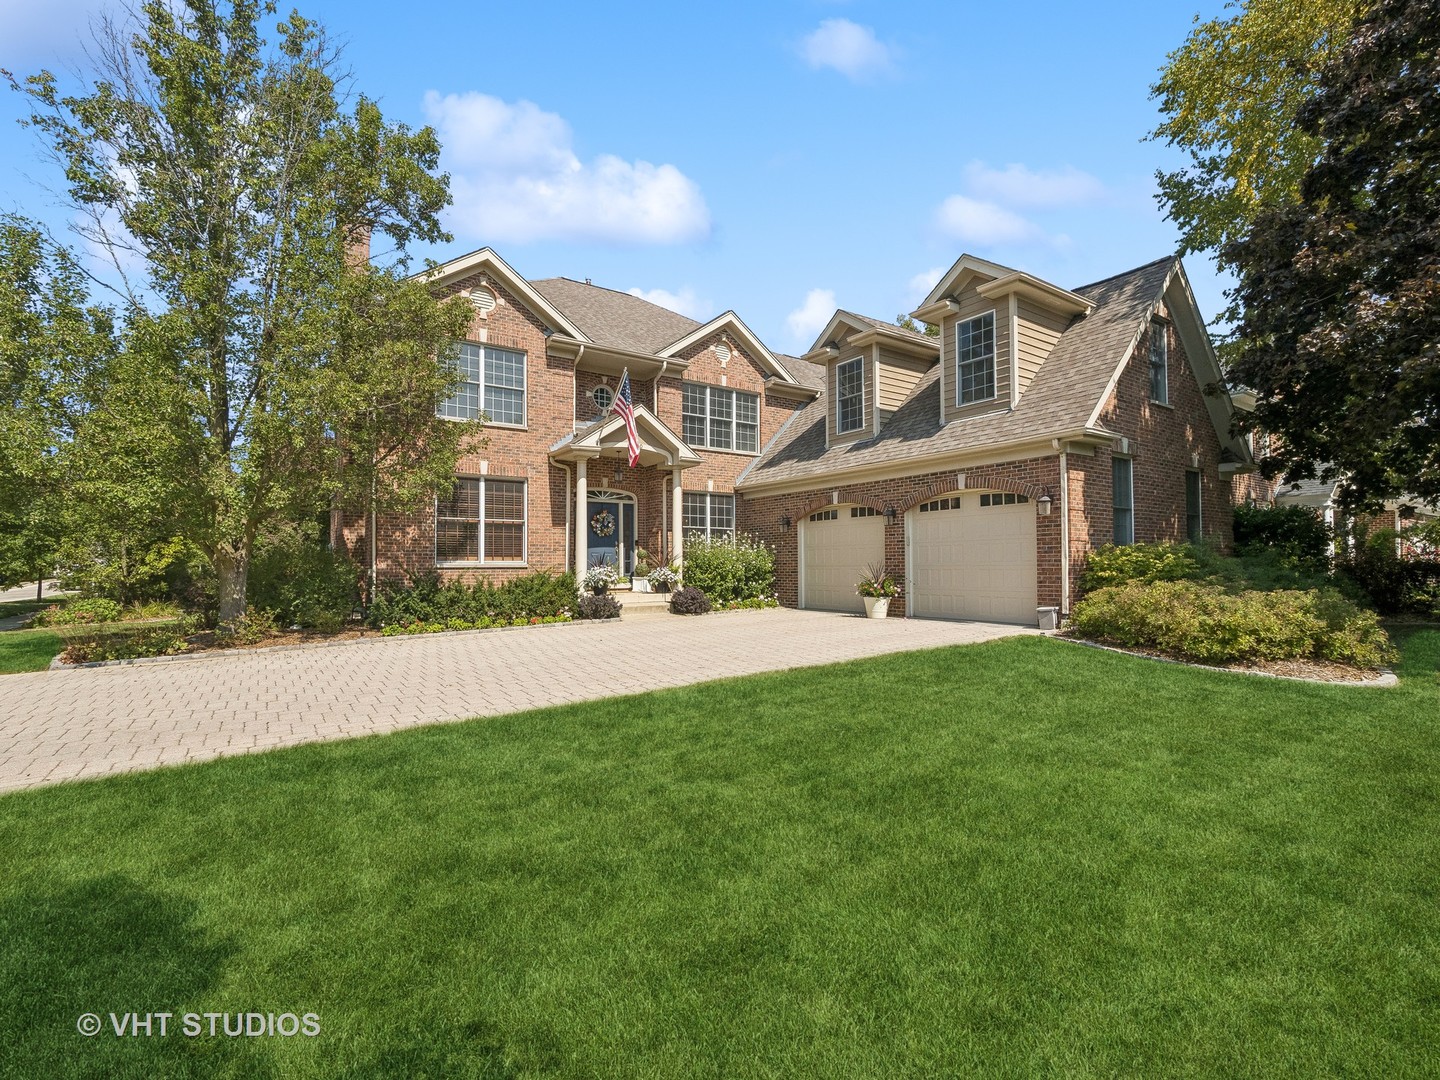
xmin=740 ymin=256 xmax=1177 ymax=489
xmin=775 ymin=352 xmax=826 ymax=391
xmin=532 ymin=277 xmax=703 ymax=354
xmin=1274 ymin=474 xmax=1340 ymax=502
xmin=839 ymin=310 xmax=937 ymax=345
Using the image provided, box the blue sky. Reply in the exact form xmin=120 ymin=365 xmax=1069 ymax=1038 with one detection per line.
xmin=0 ymin=0 xmax=1234 ymax=352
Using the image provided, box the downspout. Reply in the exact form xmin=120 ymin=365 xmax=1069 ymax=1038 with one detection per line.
xmin=1058 ymin=448 xmax=1070 ymax=615
xmin=655 ymin=360 xmax=668 ymax=411
xmin=368 ymin=430 xmax=378 ymax=603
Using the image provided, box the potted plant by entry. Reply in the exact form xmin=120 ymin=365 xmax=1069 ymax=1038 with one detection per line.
xmin=856 ymin=563 xmax=902 ymax=619
xmin=632 ymin=547 xmax=653 ymax=592
xmin=582 ymin=561 xmax=619 ymax=595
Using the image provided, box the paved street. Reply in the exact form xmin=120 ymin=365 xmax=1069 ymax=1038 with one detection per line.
xmin=0 ymin=609 xmax=1033 ymax=795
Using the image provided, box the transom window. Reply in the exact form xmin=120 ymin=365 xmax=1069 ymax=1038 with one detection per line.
xmin=439 ymin=343 xmax=526 ymax=426
xmin=1149 ymin=321 xmax=1169 ymax=405
xmin=956 ymin=312 xmax=996 ymax=405
xmin=919 ymin=497 xmax=960 ymax=512
xmin=979 ymin=492 xmax=1029 ymax=507
xmin=836 ymin=357 xmax=865 ymax=433
xmin=682 ymin=492 xmax=735 ymax=539
xmin=1112 ymin=457 xmax=1135 ymax=545
xmin=809 ymin=508 xmax=838 ymax=522
xmin=681 ymin=383 xmax=759 ymax=453
xmin=850 ymin=506 xmax=878 ymax=517
xmin=436 ymin=478 xmax=526 ymax=564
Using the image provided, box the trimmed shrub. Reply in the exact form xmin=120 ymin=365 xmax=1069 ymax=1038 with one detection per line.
xmin=32 ymin=597 xmax=123 ymax=626
xmin=681 ymin=536 xmax=775 ymax=603
xmin=1337 ymin=529 xmax=1440 ymax=616
xmin=576 ymin=594 xmax=621 ymax=620
xmin=367 ymin=570 xmax=576 ymax=628
xmin=1071 ymin=580 xmax=1392 ymax=669
xmin=669 ymin=586 xmax=711 ymax=615
xmin=1233 ymin=503 xmax=1332 ymax=567
xmin=1078 ymin=543 xmax=1203 ymax=594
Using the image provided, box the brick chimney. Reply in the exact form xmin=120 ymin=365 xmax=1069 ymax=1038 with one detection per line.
xmin=343 ymin=224 xmax=371 ymax=271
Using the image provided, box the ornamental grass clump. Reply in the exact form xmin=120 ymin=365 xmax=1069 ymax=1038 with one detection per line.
xmin=1071 ymin=579 xmax=1392 ymax=669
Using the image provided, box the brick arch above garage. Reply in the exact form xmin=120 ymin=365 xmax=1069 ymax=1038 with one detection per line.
xmin=898 ymin=471 xmax=1046 ymax=514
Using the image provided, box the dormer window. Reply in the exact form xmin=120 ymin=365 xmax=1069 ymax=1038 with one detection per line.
xmin=836 ymin=356 xmax=865 ymax=433
xmin=956 ymin=312 xmax=996 ymax=405
xmin=1149 ymin=321 xmax=1169 ymax=404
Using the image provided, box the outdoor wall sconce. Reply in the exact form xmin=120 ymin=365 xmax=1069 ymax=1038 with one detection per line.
xmin=1036 ymin=493 xmax=1053 ymax=516
xmin=780 ymin=515 xmax=793 ymax=532
xmin=883 ymin=507 xmax=898 ymax=523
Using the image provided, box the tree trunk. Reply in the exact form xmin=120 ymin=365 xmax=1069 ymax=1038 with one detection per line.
xmin=215 ymin=545 xmax=249 ymax=628
xmin=35 ymin=572 xmax=43 ymax=602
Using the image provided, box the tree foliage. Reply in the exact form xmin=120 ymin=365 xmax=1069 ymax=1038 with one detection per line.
xmin=1149 ymin=0 xmax=1364 ymax=278
xmin=7 ymin=0 xmax=475 ymax=621
xmin=1224 ymin=0 xmax=1440 ymax=507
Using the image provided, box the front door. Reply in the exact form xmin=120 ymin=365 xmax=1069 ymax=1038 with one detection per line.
xmin=586 ymin=494 xmax=636 ymax=574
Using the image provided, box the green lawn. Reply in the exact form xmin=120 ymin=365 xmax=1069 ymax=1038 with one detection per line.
xmin=0 ymin=628 xmax=65 ymax=674
xmin=2 ymin=634 xmax=1437 ymax=1078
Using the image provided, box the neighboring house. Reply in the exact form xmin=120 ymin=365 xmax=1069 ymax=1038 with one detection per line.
xmin=1272 ymin=475 xmax=1439 ymax=556
xmin=336 ymin=247 xmax=1256 ymax=626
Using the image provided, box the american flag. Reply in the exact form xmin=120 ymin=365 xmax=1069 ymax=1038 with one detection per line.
xmin=612 ymin=369 xmax=641 ymax=467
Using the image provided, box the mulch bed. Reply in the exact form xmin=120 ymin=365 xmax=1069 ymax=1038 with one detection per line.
xmin=1058 ymin=633 xmax=1385 ymax=683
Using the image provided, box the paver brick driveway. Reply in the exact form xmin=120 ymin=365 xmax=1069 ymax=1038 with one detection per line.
xmin=0 ymin=609 xmax=1034 ymax=795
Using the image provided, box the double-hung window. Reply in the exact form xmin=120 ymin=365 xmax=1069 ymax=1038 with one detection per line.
xmin=681 ymin=383 xmax=759 ymax=452
xmin=439 ymin=342 xmax=526 ymax=426
xmin=956 ymin=312 xmax=996 ymax=405
xmin=682 ymin=492 xmax=735 ymax=540
xmin=436 ymin=478 xmax=526 ymax=564
xmin=836 ymin=357 xmax=864 ymax=433
xmin=1112 ymin=457 xmax=1135 ymax=545
xmin=1149 ymin=322 xmax=1169 ymax=405
xmin=1185 ymin=469 xmax=1202 ymax=543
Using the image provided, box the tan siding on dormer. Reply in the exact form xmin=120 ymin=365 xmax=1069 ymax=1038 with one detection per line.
xmin=826 ymin=348 xmax=873 ymax=447
xmin=876 ymin=349 xmax=931 ymax=427
xmin=1015 ymin=299 xmax=1072 ymax=397
xmin=941 ymin=286 xmax=1010 ymax=424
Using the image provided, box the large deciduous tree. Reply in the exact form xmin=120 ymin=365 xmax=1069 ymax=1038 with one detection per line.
xmin=0 ymin=215 xmax=115 ymax=591
xmin=1223 ymin=0 xmax=1440 ymax=506
xmin=1149 ymin=0 xmax=1365 ymax=281
xmin=7 ymin=0 xmax=475 ymax=623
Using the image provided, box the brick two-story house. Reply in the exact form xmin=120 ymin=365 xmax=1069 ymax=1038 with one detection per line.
xmin=337 ymin=247 xmax=1255 ymax=625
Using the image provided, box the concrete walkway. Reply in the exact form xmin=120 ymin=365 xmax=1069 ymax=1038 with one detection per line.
xmin=0 ymin=609 xmax=1034 ymax=795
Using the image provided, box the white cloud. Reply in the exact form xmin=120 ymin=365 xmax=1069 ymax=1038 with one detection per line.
xmin=799 ymin=19 xmax=895 ymax=80
xmin=935 ymin=195 xmax=1053 ymax=246
xmin=626 ymin=286 xmax=708 ymax=320
xmin=786 ymin=288 xmax=836 ymax=343
xmin=906 ymin=266 xmax=946 ymax=306
xmin=961 ymin=162 xmax=1106 ymax=208
xmin=423 ymin=91 xmax=711 ymax=245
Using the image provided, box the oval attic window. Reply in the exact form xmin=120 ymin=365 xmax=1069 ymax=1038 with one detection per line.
xmin=591 ymin=384 xmax=614 ymax=413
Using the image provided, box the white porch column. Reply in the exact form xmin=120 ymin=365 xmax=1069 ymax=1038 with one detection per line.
xmin=575 ymin=456 xmax=590 ymax=578
xmin=671 ymin=467 xmax=684 ymax=567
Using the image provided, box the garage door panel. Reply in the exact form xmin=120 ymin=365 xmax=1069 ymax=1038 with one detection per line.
xmin=908 ymin=495 xmax=1037 ymax=624
xmin=801 ymin=511 xmax=884 ymax=613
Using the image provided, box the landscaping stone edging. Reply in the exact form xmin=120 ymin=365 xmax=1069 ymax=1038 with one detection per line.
xmin=47 ymin=616 xmax=609 ymax=671
xmin=1055 ymin=635 xmax=1398 ymax=687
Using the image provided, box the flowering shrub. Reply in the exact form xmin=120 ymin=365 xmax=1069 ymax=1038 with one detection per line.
xmin=1071 ymin=580 xmax=1392 ymax=669
xmin=680 ymin=535 xmax=775 ymax=602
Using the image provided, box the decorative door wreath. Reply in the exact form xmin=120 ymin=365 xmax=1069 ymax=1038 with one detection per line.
xmin=591 ymin=510 xmax=617 ymax=537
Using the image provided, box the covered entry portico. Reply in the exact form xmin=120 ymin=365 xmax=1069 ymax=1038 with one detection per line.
xmin=550 ymin=405 xmax=702 ymax=575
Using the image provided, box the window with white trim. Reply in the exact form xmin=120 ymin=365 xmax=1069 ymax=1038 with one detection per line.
xmin=438 ymin=342 xmax=526 ymax=426
xmin=1149 ymin=322 xmax=1169 ymax=405
xmin=682 ymin=492 xmax=735 ymax=540
xmin=436 ymin=478 xmax=526 ymax=564
xmin=1185 ymin=469 xmax=1202 ymax=542
xmin=956 ymin=312 xmax=997 ymax=405
xmin=681 ymin=383 xmax=759 ymax=452
xmin=836 ymin=356 xmax=865 ymax=433
xmin=1112 ymin=457 xmax=1134 ymax=545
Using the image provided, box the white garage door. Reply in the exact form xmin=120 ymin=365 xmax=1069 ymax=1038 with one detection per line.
xmin=908 ymin=492 xmax=1037 ymax=623
xmin=801 ymin=507 xmax=885 ymax=613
